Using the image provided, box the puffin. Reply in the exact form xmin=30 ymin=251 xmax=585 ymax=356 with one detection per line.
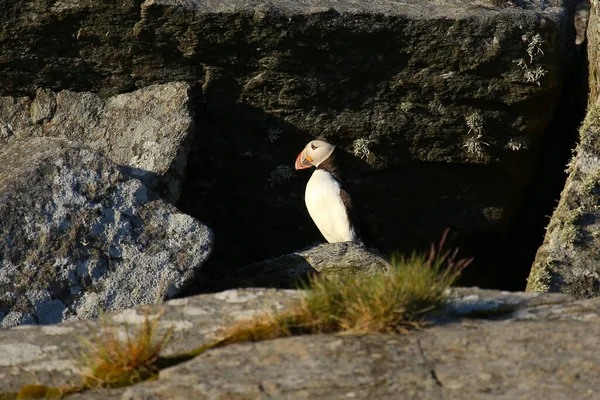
xmin=294 ymin=139 xmax=362 ymax=244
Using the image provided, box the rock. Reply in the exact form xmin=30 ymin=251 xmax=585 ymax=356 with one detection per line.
xmin=0 ymin=0 xmax=581 ymax=288
xmin=0 ymin=137 xmax=213 ymax=328
xmin=0 ymin=82 xmax=194 ymax=203
xmin=527 ymin=1 xmax=600 ymax=297
xmin=124 ymin=319 xmax=600 ymax=399
xmin=0 ymin=288 xmax=301 ymax=393
xmin=230 ymin=242 xmax=390 ymax=289
xmin=526 ymin=102 xmax=600 ymax=297
xmin=167 ymin=0 xmax=580 ymax=287
xmin=444 ymin=287 xmax=575 ymax=318
xmin=300 ymin=242 xmax=390 ymax=278
xmin=0 ymin=287 xmax=597 ymax=398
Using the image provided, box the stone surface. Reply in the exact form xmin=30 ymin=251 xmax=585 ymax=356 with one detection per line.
xmin=443 ymin=286 xmax=576 ymax=317
xmin=229 ymin=242 xmax=390 ymax=289
xmin=0 ymin=288 xmax=300 ymax=393
xmin=0 ymin=137 xmax=212 ymax=328
xmin=169 ymin=0 xmax=580 ymax=291
xmin=123 ymin=319 xmax=600 ymax=400
xmin=0 ymin=287 xmax=595 ymax=399
xmin=527 ymin=0 xmax=600 ymax=297
xmin=0 ymin=82 xmax=194 ymax=203
xmin=526 ymin=101 xmax=600 ymax=297
xmin=0 ymin=0 xmax=581 ymax=291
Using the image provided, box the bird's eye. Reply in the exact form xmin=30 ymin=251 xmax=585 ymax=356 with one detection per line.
xmin=311 ymin=143 xmax=318 ymax=150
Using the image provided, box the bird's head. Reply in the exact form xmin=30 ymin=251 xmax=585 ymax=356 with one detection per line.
xmin=294 ymin=140 xmax=336 ymax=170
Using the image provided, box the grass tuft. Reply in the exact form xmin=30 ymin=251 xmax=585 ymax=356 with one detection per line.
xmin=218 ymin=231 xmax=471 ymax=343
xmin=80 ymin=311 xmax=173 ymax=389
xmin=13 ymin=312 xmax=174 ymax=398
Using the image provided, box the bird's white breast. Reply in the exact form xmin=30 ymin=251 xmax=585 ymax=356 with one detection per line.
xmin=305 ymin=169 xmax=356 ymax=243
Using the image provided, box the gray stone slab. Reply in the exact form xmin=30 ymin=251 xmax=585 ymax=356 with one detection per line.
xmin=0 ymin=289 xmax=300 ymax=392
xmin=1 ymin=287 xmax=596 ymax=396
xmin=120 ymin=311 xmax=600 ymax=399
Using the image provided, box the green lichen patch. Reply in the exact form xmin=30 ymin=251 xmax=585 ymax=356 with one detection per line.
xmin=581 ymin=102 xmax=600 ymax=134
xmin=580 ymin=103 xmax=600 ymax=154
xmin=526 ymin=255 xmax=553 ymax=293
xmin=579 ymin=168 xmax=600 ymax=196
xmin=528 ymin=95 xmax=600 ymax=296
xmin=527 ymin=266 xmax=551 ymax=292
xmin=560 ymin=206 xmax=585 ymax=245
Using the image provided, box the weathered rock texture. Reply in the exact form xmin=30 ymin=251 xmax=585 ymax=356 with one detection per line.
xmin=0 ymin=0 xmax=581 ymax=290
xmin=0 ymin=288 xmax=301 ymax=393
xmin=4 ymin=287 xmax=600 ymax=399
xmin=527 ymin=0 xmax=600 ymax=297
xmin=230 ymin=242 xmax=390 ymax=289
xmin=527 ymin=102 xmax=600 ymax=297
xmin=171 ymin=0 xmax=580 ymax=289
xmin=0 ymin=82 xmax=194 ymax=203
xmin=0 ymin=137 xmax=213 ymax=328
xmin=127 ymin=321 xmax=600 ymax=399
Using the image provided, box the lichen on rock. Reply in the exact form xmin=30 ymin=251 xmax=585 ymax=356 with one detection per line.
xmin=528 ymin=100 xmax=600 ymax=297
xmin=0 ymin=137 xmax=213 ymax=327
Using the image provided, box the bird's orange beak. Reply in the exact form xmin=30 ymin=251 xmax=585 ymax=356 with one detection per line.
xmin=295 ymin=150 xmax=313 ymax=170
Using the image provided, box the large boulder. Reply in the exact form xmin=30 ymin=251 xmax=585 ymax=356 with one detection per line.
xmin=527 ymin=0 xmax=600 ymax=298
xmin=0 ymin=82 xmax=194 ymax=203
xmin=0 ymin=137 xmax=213 ymax=328
xmin=1 ymin=287 xmax=597 ymax=398
xmin=527 ymin=101 xmax=600 ymax=297
xmin=0 ymin=0 xmax=582 ymax=289
xmin=165 ymin=0 xmax=580 ymax=288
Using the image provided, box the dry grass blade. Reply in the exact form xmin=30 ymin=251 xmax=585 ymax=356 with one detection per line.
xmin=80 ymin=311 xmax=174 ymax=389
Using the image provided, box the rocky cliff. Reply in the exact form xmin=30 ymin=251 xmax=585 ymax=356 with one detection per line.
xmin=527 ymin=0 xmax=600 ymax=297
xmin=1 ymin=0 xmax=599 ymax=397
xmin=0 ymin=0 xmax=584 ymax=291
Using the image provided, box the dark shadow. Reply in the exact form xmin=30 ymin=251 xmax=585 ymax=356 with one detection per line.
xmin=176 ymin=254 xmax=316 ymax=297
xmin=177 ymin=78 xmax=561 ymax=295
xmin=458 ymin=27 xmax=589 ymax=291
xmin=175 ymin=8 xmax=589 ymax=295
